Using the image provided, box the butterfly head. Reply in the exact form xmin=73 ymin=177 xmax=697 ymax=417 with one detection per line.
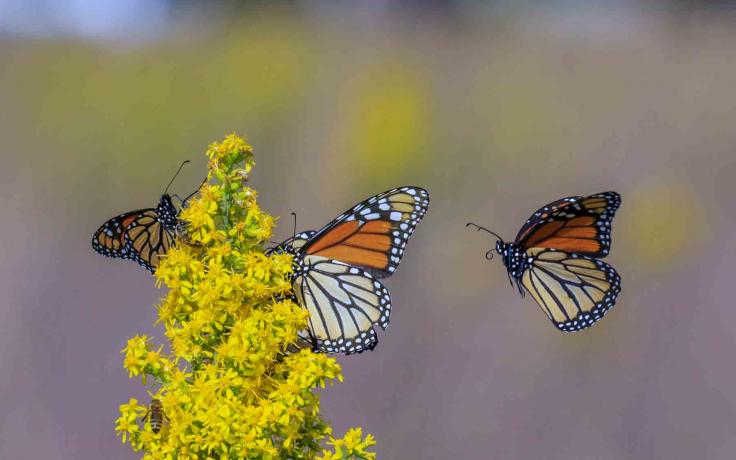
xmin=156 ymin=194 xmax=179 ymax=229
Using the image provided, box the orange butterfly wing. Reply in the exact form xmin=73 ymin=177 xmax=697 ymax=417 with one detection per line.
xmin=303 ymin=186 xmax=430 ymax=278
xmin=91 ymin=209 xmax=152 ymax=260
xmin=124 ymin=210 xmax=177 ymax=272
xmin=306 ymin=220 xmax=392 ymax=270
xmin=265 ymin=231 xmax=317 ymax=256
xmin=515 ymin=192 xmax=621 ymax=257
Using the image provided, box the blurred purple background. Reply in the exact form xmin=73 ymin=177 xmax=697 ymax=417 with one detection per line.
xmin=2 ymin=1 xmax=736 ymax=458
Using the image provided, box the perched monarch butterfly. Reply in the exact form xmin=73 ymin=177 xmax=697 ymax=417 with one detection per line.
xmin=91 ymin=161 xmax=197 ymax=273
xmin=267 ymin=186 xmax=430 ymax=354
xmin=468 ymin=192 xmax=622 ymax=332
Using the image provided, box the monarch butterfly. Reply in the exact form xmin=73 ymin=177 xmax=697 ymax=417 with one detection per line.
xmin=468 ymin=192 xmax=622 ymax=332
xmin=267 ymin=186 xmax=430 ymax=354
xmin=91 ymin=161 xmax=196 ymax=273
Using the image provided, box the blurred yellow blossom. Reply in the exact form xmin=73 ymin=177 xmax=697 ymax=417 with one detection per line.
xmin=116 ymin=134 xmax=376 ymax=459
xmin=319 ymin=428 xmax=377 ymax=460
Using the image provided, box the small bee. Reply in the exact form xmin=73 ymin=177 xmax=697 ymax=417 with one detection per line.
xmin=142 ymin=398 xmax=168 ymax=434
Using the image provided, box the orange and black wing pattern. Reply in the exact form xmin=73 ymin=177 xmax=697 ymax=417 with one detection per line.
xmin=92 ymin=209 xmax=152 ymax=260
xmin=92 ymin=194 xmax=180 ymax=273
xmin=301 ymin=186 xmax=430 ymax=278
xmin=265 ymin=231 xmax=317 ymax=257
xmin=514 ymin=192 xmax=621 ymax=258
xmin=124 ymin=211 xmax=177 ymax=273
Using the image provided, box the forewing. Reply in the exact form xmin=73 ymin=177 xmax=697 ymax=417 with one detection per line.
xmin=124 ymin=211 xmax=177 ymax=273
xmin=294 ymin=255 xmax=392 ymax=354
xmin=514 ymin=196 xmax=581 ymax=243
xmin=520 ymin=248 xmax=621 ymax=332
xmin=302 ymin=186 xmax=430 ymax=278
xmin=266 ymin=231 xmax=317 ymax=256
xmin=515 ymin=192 xmax=621 ymax=258
xmin=91 ymin=209 xmax=151 ymax=260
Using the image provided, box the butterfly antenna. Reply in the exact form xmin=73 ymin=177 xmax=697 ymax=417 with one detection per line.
xmin=164 ymin=160 xmax=191 ymax=195
xmin=181 ymin=176 xmax=207 ymax=205
xmin=291 ymin=212 xmax=297 ymax=238
xmin=466 ymin=222 xmax=504 ymax=241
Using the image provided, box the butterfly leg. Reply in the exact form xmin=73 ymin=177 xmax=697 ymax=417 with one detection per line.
xmin=514 ymin=277 xmax=525 ymax=298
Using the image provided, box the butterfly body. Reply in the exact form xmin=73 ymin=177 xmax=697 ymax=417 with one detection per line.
xmin=498 ymin=242 xmax=526 ymax=276
xmin=471 ymin=192 xmax=622 ymax=332
xmin=268 ymin=186 xmax=429 ymax=354
xmin=496 ymin=241 xmax=528 ymax=295
xmin=153 ymin=194 xmax=179 ymax=228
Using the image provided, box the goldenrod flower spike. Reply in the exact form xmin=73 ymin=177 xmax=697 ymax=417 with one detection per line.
xmin=116 ymin=134 xmax=376 ymax=459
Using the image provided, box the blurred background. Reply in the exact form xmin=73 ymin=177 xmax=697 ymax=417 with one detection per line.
xmin=2 ymin=1 xmax=736 ymax=458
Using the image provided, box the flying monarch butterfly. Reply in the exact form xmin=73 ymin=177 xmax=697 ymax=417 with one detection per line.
xmin=467 ymin=191 xmax=622 ymax=332
xmin=267 ymin=186 xmax=430 ymax=354
xmin=91 ymin=161 xmax=198 ymax=273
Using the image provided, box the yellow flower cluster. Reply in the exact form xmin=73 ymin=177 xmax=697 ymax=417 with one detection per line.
xmin=115 ymin=134 xmax=376 ymax=459
xmin=319 ymin=428 xmax=377 ymax=460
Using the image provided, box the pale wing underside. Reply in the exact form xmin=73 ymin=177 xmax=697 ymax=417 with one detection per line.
xmin=521 ymin=248 xmax=621 ymax=332
xmin=294 ymin=255 xmax=391 ymax=354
